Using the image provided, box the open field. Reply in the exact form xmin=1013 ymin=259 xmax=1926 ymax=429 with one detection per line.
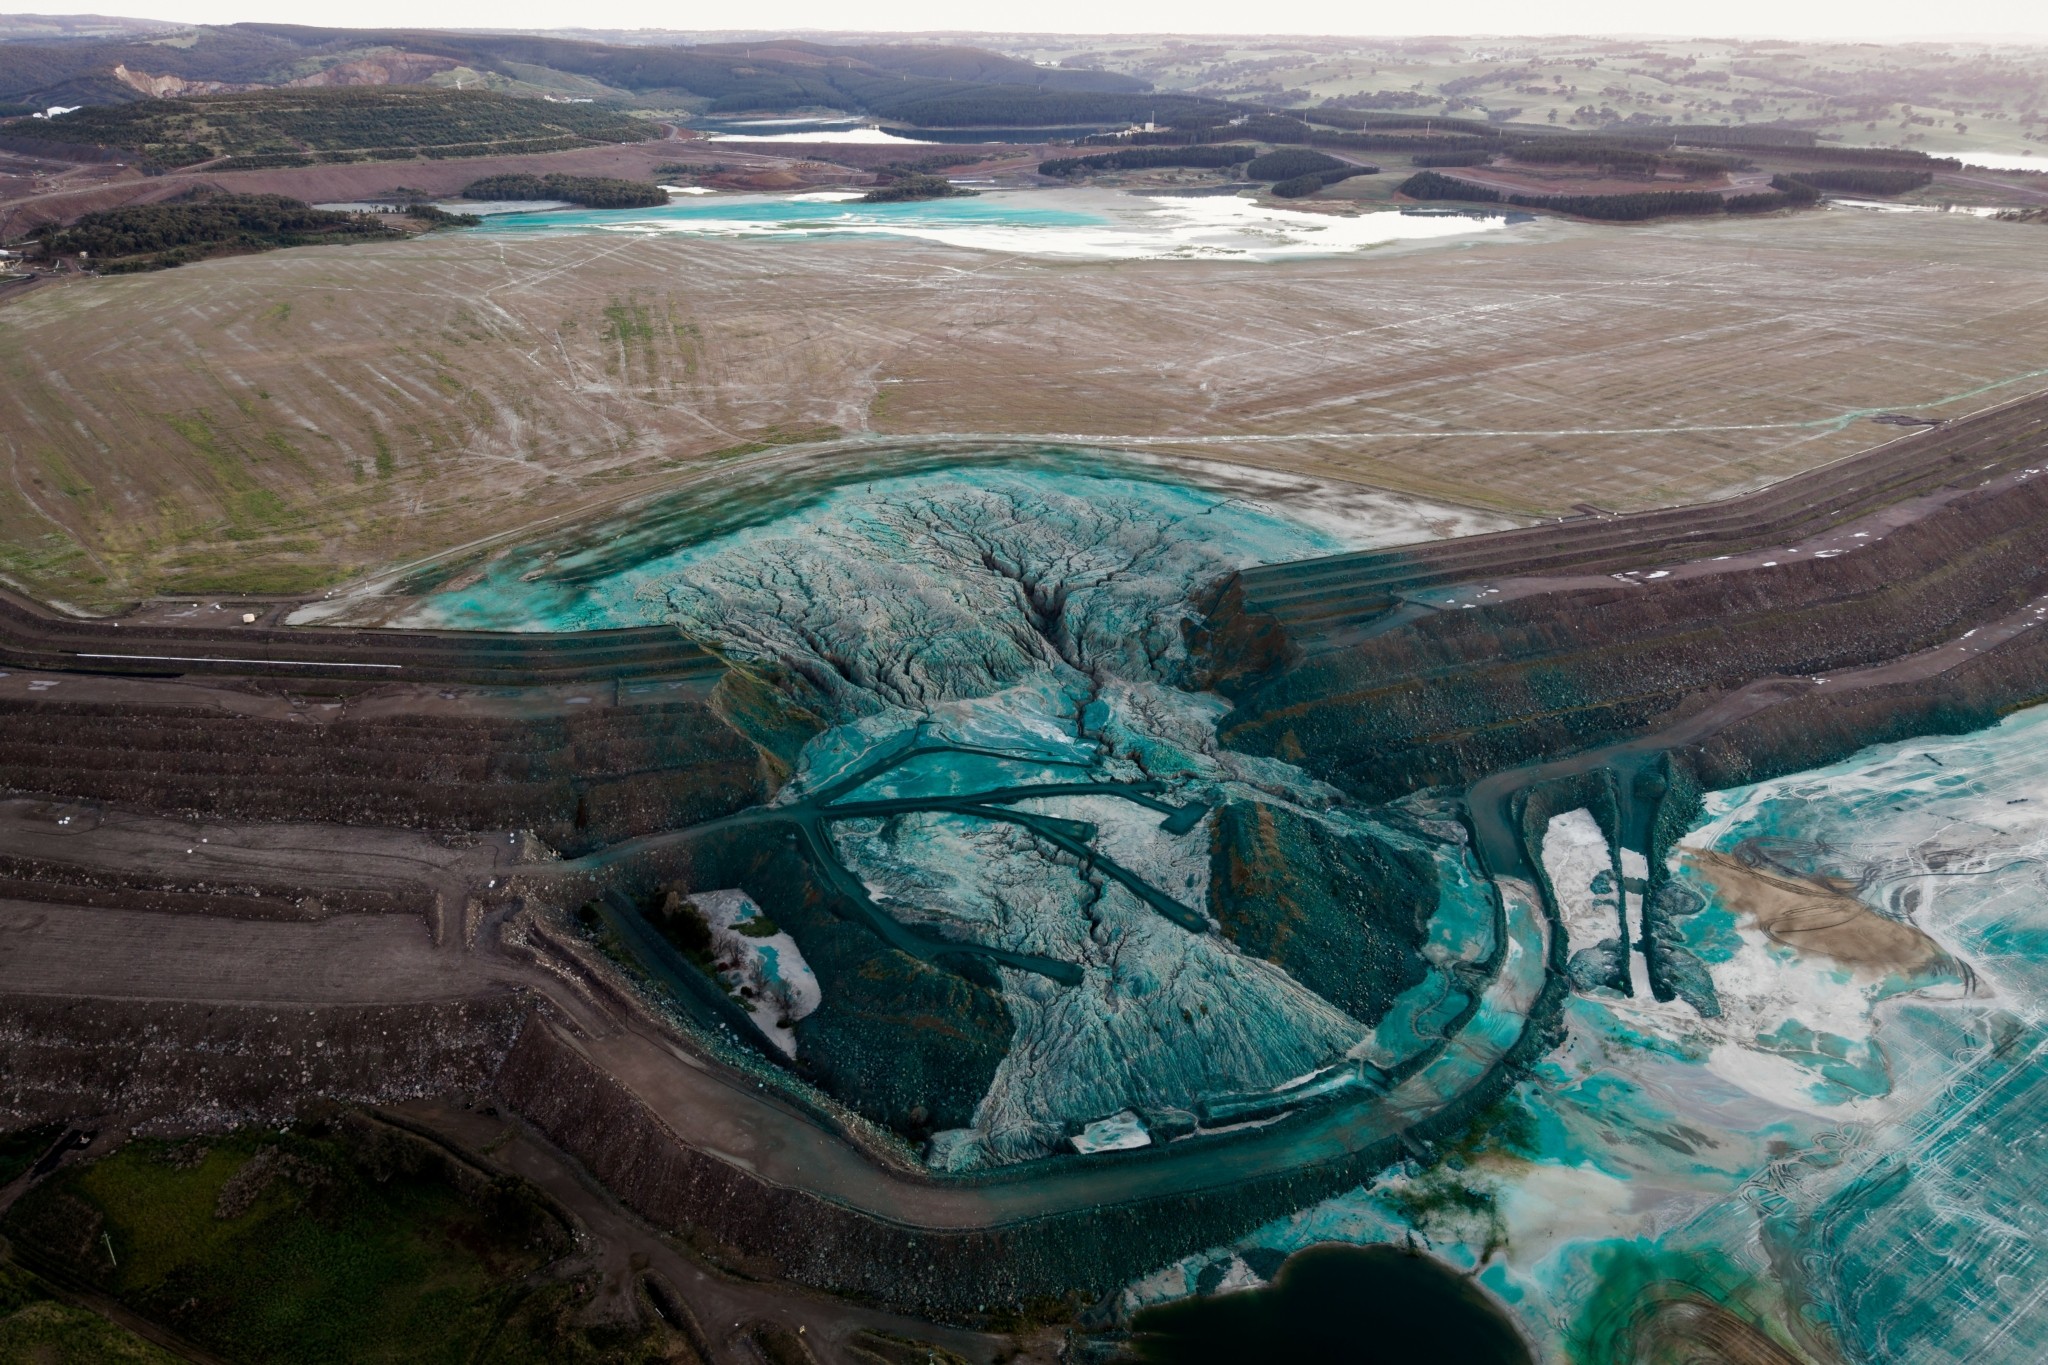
xmin=4 ymin=204 xmax=2048 ymax=605
xmin=992 ymin=35 xmax=2048 ymax=164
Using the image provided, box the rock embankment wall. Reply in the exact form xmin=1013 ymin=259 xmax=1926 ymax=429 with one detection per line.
xmin=492 ymin=1016 xmax=1369 ymax=1319
xmin=0 ymin=995 xmax=528 ymax=1133
xmin=0 ymin=695 xmax=768 ymax=854
xmin=1218 ymin=464 xmax=2048 ymax=802
xmin=1221 ymin=391 xmax=2048 ymax=649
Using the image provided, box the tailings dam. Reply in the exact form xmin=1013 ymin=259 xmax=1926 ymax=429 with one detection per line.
xmin=6 ymin=397 xmax=2048 ymax=1324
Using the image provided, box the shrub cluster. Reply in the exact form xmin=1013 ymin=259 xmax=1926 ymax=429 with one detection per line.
xmin=1245 ymin=148 xmax=1348 ymax=180
xmin=31 ymin=191 xmax=400 ymax=270
xmin=1037 ymin=144 xmax=1256 ymax=176
xmin=859 ymin=172 xmax=977 ymax=202
xmin=459 ymin=173 xmax=669 ymax=208
xmin=1779 ymin=168 xmax=1934 ymax=195
xmin=1398 ymin=170 xmax=1807 ymax=221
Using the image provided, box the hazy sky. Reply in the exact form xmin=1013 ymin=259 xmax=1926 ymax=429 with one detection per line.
xmin=21 ymin=0 xmax=2048 ymax=40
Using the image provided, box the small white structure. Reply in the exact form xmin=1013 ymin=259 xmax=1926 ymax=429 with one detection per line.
xmin=1070 ymin=1110 xmax=1151 ymax=1154
xmin=688 ymin=889 xmax=821 ymax=1057
xmin=31 ymin=105 xmax=81 ymax=120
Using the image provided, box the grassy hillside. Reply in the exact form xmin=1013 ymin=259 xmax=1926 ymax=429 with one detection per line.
xmin=3 ymin=87 xmax=657 ymax=169
xmin=2 ymin=1113 xmax=690 ymax=1363
xmin=993 ymin=35 xmax=2048 ymax=163
xmin=6 ymin=209 xmax=2048 ymax=608
xmin=0 ymin=24 xmax=1160 ymax=126
xmin=5 ymin=28 xmax=2047 ymax=159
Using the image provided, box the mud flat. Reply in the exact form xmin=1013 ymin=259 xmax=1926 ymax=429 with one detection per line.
xmin=1683 ymin=849 xmax=1956 ymax=977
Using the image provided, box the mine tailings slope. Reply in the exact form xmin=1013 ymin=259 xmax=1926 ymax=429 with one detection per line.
xmin=0 ymin=588 xmax=779 ymax=853
xmin=1205 ymin=388 xmax=2048 ymax=804
xmin=10 ymin=387 xmax=2048 ymax=1319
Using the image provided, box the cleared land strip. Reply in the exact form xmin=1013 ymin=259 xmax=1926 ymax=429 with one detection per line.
xmin=9 ymin=209 xmax=2048 ymax=607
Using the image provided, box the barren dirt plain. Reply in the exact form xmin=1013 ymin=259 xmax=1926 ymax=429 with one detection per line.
xmin=3 ymin=203 xmax=2048 ymax=607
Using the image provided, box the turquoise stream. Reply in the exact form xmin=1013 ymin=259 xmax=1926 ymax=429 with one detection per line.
xmin=463 ymin=188 xmax=1516 ymax=260
xmin=472 ymin=191 xmax=1112 ymax=240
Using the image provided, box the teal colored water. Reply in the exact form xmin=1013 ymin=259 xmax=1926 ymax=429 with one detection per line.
xmin=405 ymin=453 xmax=1503 ymax=1167
xmin=1130 ymin=707 xmax=2048 ymax=1364
xmin=456 ymin=187 xmax=1517 ymax=260
xmin=1127 ymin=1244 xmax=1532 ymax=1365
xmin=473 ymin=192 xmax=1111 ymax=239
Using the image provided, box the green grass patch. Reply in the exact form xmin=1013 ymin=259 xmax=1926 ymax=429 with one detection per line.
xmin=601 ymin=297 xmax=655 ymax=346
xmin=0 ymin=1261 xmax=178 ymax=1365
xmin=1 ymin=1114 xmax=641 ymax=1365
xmin=704 ymin=423 xmax=846 ymax=461
xmin=30 ymin=448 xmax=94 ymax=503
xmin=0 ymin=531 xmax=94 ymax=591
xmin=154 ymin=560 xmax=339 ymax=595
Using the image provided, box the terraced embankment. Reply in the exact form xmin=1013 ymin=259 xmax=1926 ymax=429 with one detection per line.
xmin=7 ymin=386 xmax=2048 ymax=1323
xmin=0 ymin=590 xmax=767 ymax=851
xmin=1213 ymin=389 xmax=2048 ymax=653
xmin=1206 ymin=389 xmax=2048 ymax=800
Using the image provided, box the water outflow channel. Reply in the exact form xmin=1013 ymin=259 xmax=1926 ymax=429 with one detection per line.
xmin=408 ymin=454 xmax=1546 ymax=1167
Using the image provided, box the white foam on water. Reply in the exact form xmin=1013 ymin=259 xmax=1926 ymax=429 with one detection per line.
xmin=701 ymin=127 xmax=937 ymax=144
xmin=552 ymin=187 xmax=1516 ymax=262
xmin=1957 ymin=151 xmax=2046 ymax=173
xmin=1827 ymin=197 xmax=2012 ymax=217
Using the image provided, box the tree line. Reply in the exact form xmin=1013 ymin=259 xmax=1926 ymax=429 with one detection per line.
xmin=1781 ymin=168 xmax=1934 ymax=195
xmin=30 ymin=192 xmax=399 ymax=271
xmin=1397 ymin=170 xmax=1811 ymax=221
xmin=3 ymin=88 xmax=654 ymax=168
xmin=460 ymin=174 xmax=669 ymax=208
xmin=1037 ymin=145 xmax=1256 ymax=176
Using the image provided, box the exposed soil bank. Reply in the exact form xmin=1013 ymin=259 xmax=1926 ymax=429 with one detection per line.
xmin=1208 ymin=391 xmax=2048 ymax=802
xmin=6 ymin=384 xmax=2048 ymax=1321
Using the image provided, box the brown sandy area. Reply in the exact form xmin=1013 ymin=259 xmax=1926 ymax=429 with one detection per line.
xmin=1687 ymin=848 xmax=1952 ymax=975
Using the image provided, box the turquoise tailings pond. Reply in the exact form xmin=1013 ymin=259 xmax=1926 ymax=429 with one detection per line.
xmin=1127 ymin=707 xmax=2048 ymax=1363
xmin=360 ymin=448 xmax=1521 ymax=1168
xmin=462 ymin=186 xmax=1521 ymax=260
xmin=324 ymin=447 xmax=2048 ymax=1358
